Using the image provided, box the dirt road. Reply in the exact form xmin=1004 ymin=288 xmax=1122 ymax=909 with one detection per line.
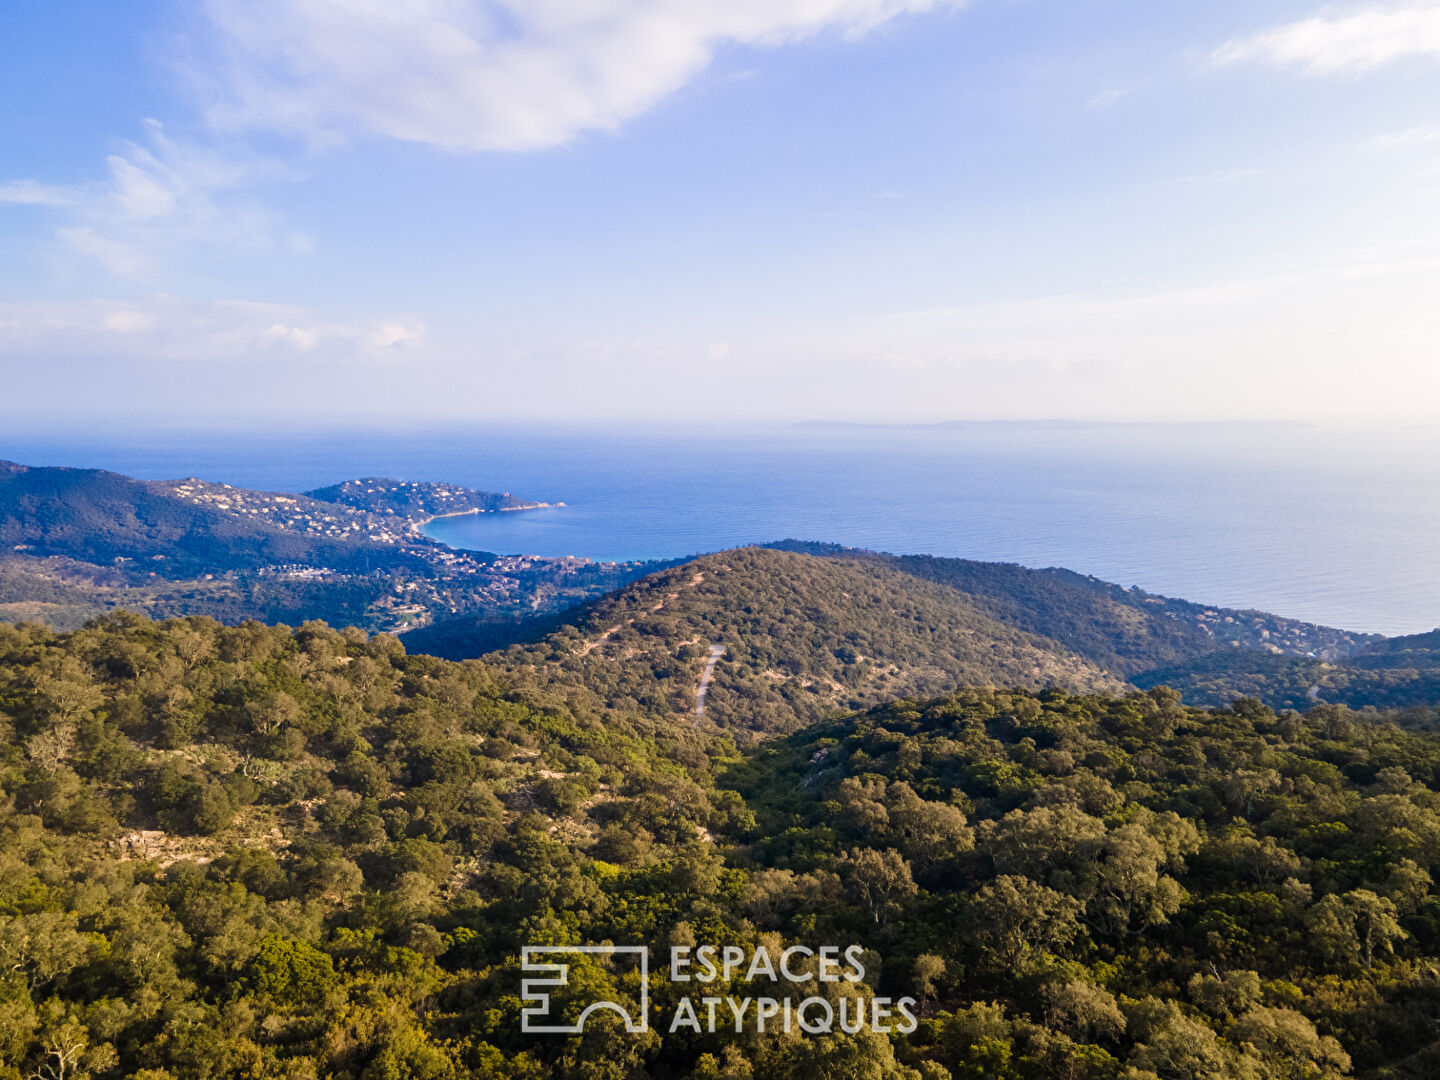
xmin=695 ymin=644 xmax=725 ymax=719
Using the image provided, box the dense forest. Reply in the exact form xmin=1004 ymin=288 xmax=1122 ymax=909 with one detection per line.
xmin=5 ymin=612 xmax=1440 ymax=1077
xmin=1133 ymin=649 xmax=1440 ymax=715
xmin=762 ymin=542 xmax=1375 ymax=673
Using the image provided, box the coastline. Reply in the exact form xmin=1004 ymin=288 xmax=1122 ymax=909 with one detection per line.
xmin=416 ymin=500 xmax=561 ymax=527
xmin=414 ymin=500 xmax=564 ymax=548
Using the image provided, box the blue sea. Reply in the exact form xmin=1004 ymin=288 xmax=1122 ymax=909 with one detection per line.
xmin=2 ymin=422 xmax=1437 ymax=637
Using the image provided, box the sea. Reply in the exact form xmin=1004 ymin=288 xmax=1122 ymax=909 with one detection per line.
xmin=2 ymin=421 xmax=1437 ymax=638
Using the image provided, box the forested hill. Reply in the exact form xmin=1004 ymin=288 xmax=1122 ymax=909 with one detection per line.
xmin=472 ymin=544 xmax=1389 ymax=730
xmin=756 ymin=542 xmax=1429 ymax=713
xmin=0 ymin=461 xmax=415 ymax=577
xmin=1 ymin=460 xmax=1414 ymax=718
xmin=764 ymin=540 xmax=1376 ymax=673
xmin=0 ymin=461 xmax=649 ymax=637
xmin=6 ymin=613 xmax=1440 ymax=1077
xmin=0 ymin=461 xmax=548 ymax=575
xmin=492 ymin=547 xmax=1129 ymax=733
xmin=717 ymin=685 xmax=1440 ymax=1079
xmin=305 ymin=477 xmax=538 ymax=518
xmin=0 ymin=461 xmax=523 ymax=577
xmin=1133 ymin=632 xmax=1440 ymax=715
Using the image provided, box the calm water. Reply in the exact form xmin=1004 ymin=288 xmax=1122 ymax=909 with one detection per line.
xmin=2 ymin=423 xmax=1437 ymax=636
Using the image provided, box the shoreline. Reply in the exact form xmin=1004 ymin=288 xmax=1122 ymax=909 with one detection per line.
xmin=416 ymin=500 xmax=562 ymax=528
xmin=414 ymin=501 xmax=564 ymax=549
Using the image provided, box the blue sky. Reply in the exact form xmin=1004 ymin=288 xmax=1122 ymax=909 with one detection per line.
xmin=3 ymin=0 xmax=1439 ymax=424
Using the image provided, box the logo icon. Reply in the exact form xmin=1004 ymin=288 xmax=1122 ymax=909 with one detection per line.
xmin=520 ymin=945 xmax=650 ymax=1034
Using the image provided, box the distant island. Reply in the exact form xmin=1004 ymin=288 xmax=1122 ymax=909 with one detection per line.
xmin=794 ymin=418 xmax=1318 ymax=431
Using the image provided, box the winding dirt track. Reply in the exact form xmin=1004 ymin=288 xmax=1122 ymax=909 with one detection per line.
xmin=575 ymin=571 xmax=707 ymax=656
xmin=695 ymin=644 xmax=725 ymax=719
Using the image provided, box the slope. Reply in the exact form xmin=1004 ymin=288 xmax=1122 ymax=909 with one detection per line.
xmin=0 ymin=461 xmax=419 ymax=577
xmin=766 ymin=540 xmax=1375 ymax=674
xmin=492 ymin=546 xmax=1127 ymax=733
xmin=717 ymin=685 xmax=1440 ymax=1078
xmin=1134 ymin=631 xmax=1440 ymax=714
xmin=0 ymin=461 xmax=651 ymax=635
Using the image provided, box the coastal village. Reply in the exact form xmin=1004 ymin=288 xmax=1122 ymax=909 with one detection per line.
xmin=153 ymin=477 xmax=540 ymax=547
xmin=0 ymin=468 xmax=635 ymax=637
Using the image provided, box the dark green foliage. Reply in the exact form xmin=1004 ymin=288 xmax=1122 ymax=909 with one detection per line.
xmin=720 ymin=686 xmax=1440 ymax=1078
xmin=3 ymin=610 xmax=1440 ymax=1077
xmin=491 ymin=544 xmax=1393 ymax=731
xmin=1135 ymin=643 xmax=1440 ymax=713
xmin=243 ymin=934 xmax=336 ymax=1002
xmin=764 ymin=540 xmax=1376 ymax=675
xmin=0 ymin=613 xmax=738 ymax=1079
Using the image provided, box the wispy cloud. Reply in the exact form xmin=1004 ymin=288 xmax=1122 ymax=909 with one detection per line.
xmin=0 ymin=180 xmax=79 ymax=207
xmin=1 ymin=119 xmax=302 ymax=277
xmin=0 ymin=296 xmax=424 ymax=361
xmin=1086 ymin=88 xmax=1131 ymax=108
xmin=1372 ymin=122 xmax=1440 ymax=146
xmin=1153 ymin=167 xmax=1264 ymax=188
xmin=189 ymin=0 xmax=965 ymax=151
xmin=1214 ymin=3 xmax=1440 ymax=75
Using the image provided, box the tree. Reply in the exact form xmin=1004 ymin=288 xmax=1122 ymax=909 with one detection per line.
xmin=885 ymin=782 xmax=973 ymax=871
xmin=1307 ymin=889 xmax=1406 ymax=971
xmin=912 ymin=954 xmax=947 ymax=1005
xmin=1082 ymin=817 xmax=1197 ymax=938
xmin=970 ymin=876 xmax=1083 ymax=974
xmin=1205 ymin=832 xmax=1301 ymax=887
xmin=33 ymin=1019 xmax=88 ymax=1080
xmin=1227 ymin=1007 xmax=1350 ymax=1080
xmin=842 ymin=848 xmax=917 ymax=925
xmin=243 ymin=934 xmax=336 ymax=1005
xmin=1221 ymin=770 xmax=1281 ymax=821
xmin=1186 ymin=970 xmax=1262 ymax=1020
xmin=25 ymin=721 xmax=76 ymax=773
xmin=1125 ymin=997 xmax=1257 ymax=1080
xmin=0 ymin=913 xmax=95 ymax=990
xmin=983 ymin=805 xmax=1106 ymax=888
xmin=31 ymin=659 xmax=104 ymax=724
xmin=1042 ymin=980 xmax=1126 ymax=1043
xmin=245 ymin=690 xmax=301 ymax=738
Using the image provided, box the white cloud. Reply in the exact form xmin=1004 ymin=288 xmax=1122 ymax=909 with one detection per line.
xmin=101 ymin=309 xmax=158 ymax=333
xmin=1214 ymin=3 xmax=1440 ymax=74
xmin=2 ymin=120 xmax=301 ymax=277
xmin=59 ymin=228 xmax=154 ymax=278
xmin=0 ymin=297 xmax=424 ymax=362
xmin=191 ymin=0 xmax=963 ymax=151
xmin=0 ymin=180 xmax=80 ymax=207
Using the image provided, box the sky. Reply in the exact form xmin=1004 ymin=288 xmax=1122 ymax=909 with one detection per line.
xmin=3 ymin=0 xmax=1440 ymax=425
